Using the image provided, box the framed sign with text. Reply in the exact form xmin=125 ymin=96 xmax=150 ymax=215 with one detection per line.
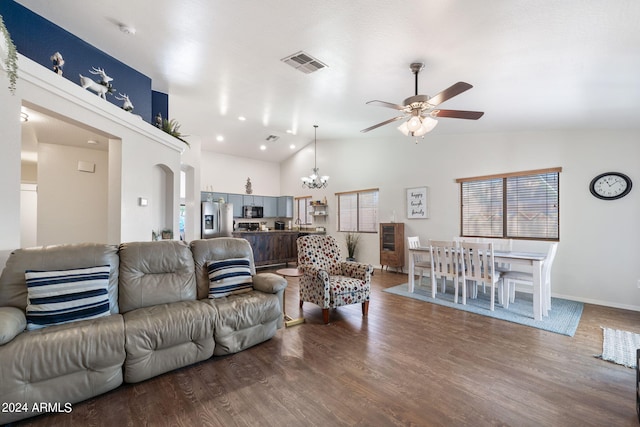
xmin=407 ymin=187 xmax=428 ymax=219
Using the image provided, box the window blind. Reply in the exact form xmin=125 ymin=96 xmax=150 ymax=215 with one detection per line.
xmin=337 ymin=189 xmax=379 ymax=232
xmin=459 ymin=168 xmax=560 ymax=240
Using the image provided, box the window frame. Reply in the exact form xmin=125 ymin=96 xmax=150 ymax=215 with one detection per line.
xmin=456 ymin=167 xmax=561 ymax=241
xmin=336 ymin=188 xmax=379 ymax=233
xmin=294 ymin=196 xmax=313 ymax=225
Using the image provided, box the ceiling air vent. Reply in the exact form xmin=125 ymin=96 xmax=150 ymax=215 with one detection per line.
xmin=281 ymin=51 xmax=328 ymax=74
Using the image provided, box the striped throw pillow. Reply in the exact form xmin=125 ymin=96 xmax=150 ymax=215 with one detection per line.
xmin=207 ymin=258 xmax=253 ymax=298
xmin=25 ymin=265 xmax=111 ymax=330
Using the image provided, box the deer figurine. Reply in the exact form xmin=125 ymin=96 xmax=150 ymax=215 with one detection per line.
xmin=79 ymin=67 xmax=114 ymax=99
xmin=115 ymin=93 xmax=134 ymax=112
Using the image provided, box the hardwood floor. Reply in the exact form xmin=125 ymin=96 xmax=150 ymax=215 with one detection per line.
xmin=16 ymin=268 xmax=640 ymax=427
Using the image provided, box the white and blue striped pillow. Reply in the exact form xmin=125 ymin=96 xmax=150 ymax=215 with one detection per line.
xmin=25 ymin=265 xmax=111 ymax=330
xmin=207 ymin=258 xmax=253 ymax=298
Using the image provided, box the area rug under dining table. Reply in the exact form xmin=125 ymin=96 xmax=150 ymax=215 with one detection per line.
xmin=383 ymin=281 xmax=583 ymax=336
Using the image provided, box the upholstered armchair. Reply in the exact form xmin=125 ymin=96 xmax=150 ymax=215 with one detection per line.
xmin=296 ymin=235 xmax=373 ymax=324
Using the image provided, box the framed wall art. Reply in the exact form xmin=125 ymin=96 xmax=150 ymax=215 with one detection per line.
xmin=406 ymin=187 xmax=428 ymax=219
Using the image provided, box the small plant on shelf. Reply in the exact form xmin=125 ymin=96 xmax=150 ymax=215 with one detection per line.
xmin=161 ymin=118 xmax=190 ymax=147
xmin=345 ymin=231 xmax=360 ymax=261
xmin=0 ymin=14 xmax=19 ymax=95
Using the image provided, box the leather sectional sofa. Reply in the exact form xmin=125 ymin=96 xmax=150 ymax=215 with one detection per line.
xmin=0 ymin=238 xmax=286 ymax=424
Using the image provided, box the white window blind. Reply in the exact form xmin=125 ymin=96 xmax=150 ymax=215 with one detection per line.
xmin=337 ymin=189 xmax=379 ymax=232
xmin=458 ymin=168 xmax=560 ymax=240
xmin=461 ymin=178 xmax=503 ymax=238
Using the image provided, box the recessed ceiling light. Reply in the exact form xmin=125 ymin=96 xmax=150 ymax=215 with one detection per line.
xmin=289 ymin=144 xmax=295 ymax=149
xmin=119 ymin=24 xmax=136 ymax=35
xmin=286 ymin=129 xmax=293 ymax=134
xmin=87 ymin=140 xmax=98 ymax=144
xmin=216 ymin=135 xmax=224 ymax=142
xmin=260 ymin=145 xmax=267 ymax=150
xmin=238 ymin=116 xmax=246 ymax=121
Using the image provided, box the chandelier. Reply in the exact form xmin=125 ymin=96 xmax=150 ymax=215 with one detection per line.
xmin=301 ymin=125 xmax=329 ymax=189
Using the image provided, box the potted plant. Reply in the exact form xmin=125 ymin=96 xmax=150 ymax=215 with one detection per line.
xmin=161 ymin=118 xmax=190 ymax=147
xmin=345 ymin=232 xmax=360 ymax=261
xmin=0 ymin=14 xmax=19 ymax=94
xmin=161 ymin=228 xmax=173 ymax=240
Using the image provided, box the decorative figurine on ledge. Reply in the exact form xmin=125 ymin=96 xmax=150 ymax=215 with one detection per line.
xmin=245 ymin=177 xmax=253 ymax=195
xmin=154 ymin=112 xmax=162 ymax=128
xmin=115 ymin=93 xmax=134 ymax=112
xmin=50 ymin=52 xmax=64 ymax=75
xmin=79 ymin=66 xmax=114 ymax=99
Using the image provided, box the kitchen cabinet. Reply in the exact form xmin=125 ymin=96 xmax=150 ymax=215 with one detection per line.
xmin=380 ymin=222 xmax=404 ymax=271
xmin=232 ymin=231 xmax=300 ymax=266
xmin=200 ymin=192 xmax=228 ymax=203
xmin=263 ymin=196 xmax=278 ymax=218
xmin=227 ymin=194 xmax=243 ymax=217
xmin=277 ymin=196 xmax=293 ymax=218
xmin=242 ymin=195 xmax=264 ymax=207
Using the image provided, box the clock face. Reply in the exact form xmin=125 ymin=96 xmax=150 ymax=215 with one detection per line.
xmin=590 ymin=172 xmax=632 ymax=200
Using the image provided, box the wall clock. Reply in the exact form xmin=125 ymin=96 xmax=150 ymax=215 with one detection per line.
xmin=589 ymin=172 xmax=632 ymax=200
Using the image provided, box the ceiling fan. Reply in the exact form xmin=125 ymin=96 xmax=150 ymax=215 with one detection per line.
xmin=361 ymin=63 xmax=484 ymax=136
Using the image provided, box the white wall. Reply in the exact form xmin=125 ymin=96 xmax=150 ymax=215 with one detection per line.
xmin=280 ymin=130 xmax=640 ymax=311
xmin=20 ymin=183 xmax=37 ymax=248
xmin=200 ymin=151 xmax=281 ymax=196
xmin=0 ymin=76 xmax=21 ymax=251
xmin=36 ymin=143 xmax=108 ymax=245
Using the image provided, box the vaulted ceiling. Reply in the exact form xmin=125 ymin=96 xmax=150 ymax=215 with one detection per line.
xmin=16 ymin=0 xmax=640 ymax=162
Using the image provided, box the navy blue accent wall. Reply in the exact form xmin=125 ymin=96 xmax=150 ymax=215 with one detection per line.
xmin=152 ymin=90 xmax=169 ymax=127
xmin=0 ymin=1 xmax=168 ymax=124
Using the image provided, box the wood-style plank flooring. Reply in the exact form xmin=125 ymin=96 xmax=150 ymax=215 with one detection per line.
xmin=16 ymin=268 xmax=640 ymax=426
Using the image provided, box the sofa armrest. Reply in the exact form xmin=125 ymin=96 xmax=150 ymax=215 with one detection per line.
xmin=252 ymin=273 xmax=287 ymax=294
xmin=0 ymin=307 xmax=26 ymax=345
xmin=340 ymin=261 xmax=373 ymax=281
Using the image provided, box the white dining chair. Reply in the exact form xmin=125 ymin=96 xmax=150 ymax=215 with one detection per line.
xmin=501 ymin=242 xmax=558 ymax=310
xmin=429 ymin=240 xmax=463 ymax=302
xmin=407 ymin=236 xmax=431 ymax=287
xmin=459 ymin=241 xmax=502 ymax=310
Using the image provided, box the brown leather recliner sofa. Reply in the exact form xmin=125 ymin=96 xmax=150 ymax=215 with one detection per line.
xmin=0 ymin=238 xmax=286 ymax=424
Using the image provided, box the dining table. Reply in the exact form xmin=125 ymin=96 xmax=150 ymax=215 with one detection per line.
xmin=407 ymin=246 xmax=550 ymax=320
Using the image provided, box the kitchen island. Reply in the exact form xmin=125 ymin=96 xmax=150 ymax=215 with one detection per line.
xmin=232 ymin=230 xmax=325 ymax=267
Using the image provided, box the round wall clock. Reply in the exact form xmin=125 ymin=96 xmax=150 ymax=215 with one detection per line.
xmin=589 ymin=172 xmax=632 ymax=200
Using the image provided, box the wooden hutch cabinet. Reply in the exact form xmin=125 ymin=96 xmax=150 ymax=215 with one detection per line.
xmin=379 ymin=222 xmax=404 ymax=271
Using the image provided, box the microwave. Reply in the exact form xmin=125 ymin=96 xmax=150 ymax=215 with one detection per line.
xmin=243 ymin=205 xmax=263 ymax=218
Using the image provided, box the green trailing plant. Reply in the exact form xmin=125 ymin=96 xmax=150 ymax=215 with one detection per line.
xmin=161 ymin=118 xmax=190 ymax=147
xmin=345 ymin=231 xmax=360 ymax=260
xmin=0 ymin=14 xmax=18 ymax=95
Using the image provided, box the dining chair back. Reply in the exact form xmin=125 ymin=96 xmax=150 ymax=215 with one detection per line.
xmin=429 ymin=240 xmax=462 ymax=302
xmin=408 ymin=236 xmax=431 ymax=286
xmin=459 ymin=241 xmax=501 ymax=310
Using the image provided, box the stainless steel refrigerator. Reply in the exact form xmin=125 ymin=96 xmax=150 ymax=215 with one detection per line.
xmin=201 ymin=201 xmax=233 ymax=238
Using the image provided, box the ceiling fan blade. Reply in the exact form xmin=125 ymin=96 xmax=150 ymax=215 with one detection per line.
xmin=360 ymin=116 xmax=406 ymax=133
xmin=433 ymin=109 xmax=484 ymax=120
xmin=428 ymin=82 xmax=473 ymax=106
xmin=366 ymin=100 xmax=406 ymax=110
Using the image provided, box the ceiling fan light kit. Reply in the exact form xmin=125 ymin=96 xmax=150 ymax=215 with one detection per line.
xmin=301 ymin=125 xmax=329 ymax=189
xmin=362 ymin=62 xmax=484 ymax=140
